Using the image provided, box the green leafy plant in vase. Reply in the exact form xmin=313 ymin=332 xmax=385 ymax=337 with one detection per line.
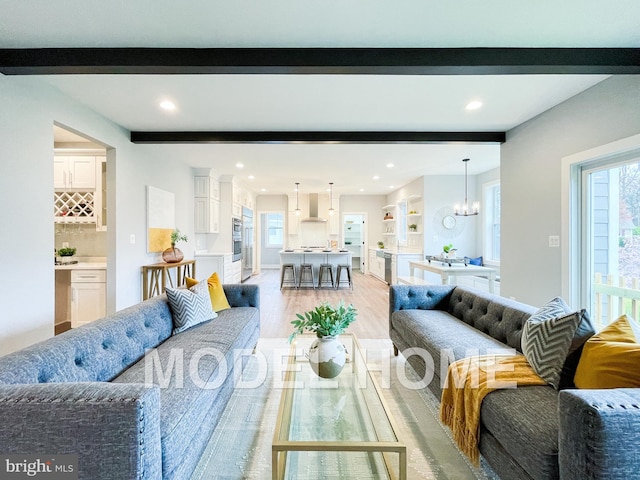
xmin=163 ymin=228 xmax=188 ymax=263
xmin=289 ymin=301 xmax=357 ymax=378
xmin=442 ymin=243 xmax=457 ymax=259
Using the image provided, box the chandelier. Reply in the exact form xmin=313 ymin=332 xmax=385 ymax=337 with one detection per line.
xmin=454 ymin=158 xmax=479 ymax=216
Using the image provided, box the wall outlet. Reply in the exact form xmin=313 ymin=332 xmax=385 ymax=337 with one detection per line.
xmin=548 ymin=235 xmax=560 ymax=247
xmin=62 ymin=242 xmax=69 ymax=248
xmin=130 ymin=234 xmax=136 ymax=245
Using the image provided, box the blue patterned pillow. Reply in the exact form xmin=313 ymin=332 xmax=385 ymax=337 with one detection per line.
xmin=166 ymin=282 xmax=216 ymax=335
xmin=521 ymin=297 xmax=581 ymax=389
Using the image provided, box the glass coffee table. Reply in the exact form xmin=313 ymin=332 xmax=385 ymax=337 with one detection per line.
xmin=272 ymin=333 xmax=406 ymax=480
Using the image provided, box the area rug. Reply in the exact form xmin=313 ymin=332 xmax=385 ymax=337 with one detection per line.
xmin=191 ymin=338 xmax=499 ymax=480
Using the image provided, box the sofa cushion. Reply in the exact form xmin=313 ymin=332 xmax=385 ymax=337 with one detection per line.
xmin=574 ymin=314 xmax=640 ymax=389
xmin=521 ymin=298 xmax=582 ymax=389
xmin=112 ymin=305 xmax=260 ymax=479
xmin=186 ymin=272 xmax=231 ymax=312
xmin=481 ymin=385 xmax=560 ymax=480
xmin=166 ymin=282 xmax=216 ymax=335
xmin=391 ymin=309 xmax=513 ymax=394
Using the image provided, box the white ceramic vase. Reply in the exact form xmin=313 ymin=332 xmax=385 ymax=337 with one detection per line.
xmin=308 ymin=335 xmax=346 ymax=378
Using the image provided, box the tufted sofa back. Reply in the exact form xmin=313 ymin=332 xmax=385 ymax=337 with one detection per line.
xmin=389 ymin=284 xmax=537 ymax=352
xmin=447 ymin=286 xmax=537 ymax=351
xmin=0 ymin=295 xmax=173 ymax=385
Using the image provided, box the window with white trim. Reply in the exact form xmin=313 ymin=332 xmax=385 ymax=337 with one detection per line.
xmin=265 ymin=213 xmax=284 ymax=247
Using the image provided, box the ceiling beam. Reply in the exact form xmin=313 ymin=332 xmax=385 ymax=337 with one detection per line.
xmin=130 ymin=131 xmax=506 ymax=144
xmin=1 ymin=48 xmax=639 ymax=75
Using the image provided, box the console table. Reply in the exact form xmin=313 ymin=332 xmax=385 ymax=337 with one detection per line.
xmin=141 ymin=259 xmax=196 ymax=300
xmin=399 ymin=260 xmax=497 ymax=293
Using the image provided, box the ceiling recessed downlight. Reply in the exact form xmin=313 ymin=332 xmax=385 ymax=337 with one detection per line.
xmin=159 ymin=100 xmax=176 ymax=111
xmin=236 ymin=162 xmax=244 ymax=169
xmin=465 ymin=100 xmax=483 ymax=110
xmin=373 ymin=175 xmax=380 ymax=180
xmin=386 ymin=163 xmax=395 ymax=168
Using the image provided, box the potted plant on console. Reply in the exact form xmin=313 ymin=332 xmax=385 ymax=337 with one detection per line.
xmin=289 ymin=301 xmax=357 ymax=378
xmin=162 ymin=228 xmax=188 ymax=263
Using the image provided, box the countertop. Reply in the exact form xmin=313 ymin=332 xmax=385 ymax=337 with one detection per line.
xmin=280 ymin=249 xmax=351 ymax=254
xmin=54 ymin=257 xmax=107 ymax=270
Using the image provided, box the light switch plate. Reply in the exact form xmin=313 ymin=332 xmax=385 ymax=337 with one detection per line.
xmin=548 ymin=235 xmax=560 ymax=247
xmin=130 ymin=234 xmax=136 ymax=245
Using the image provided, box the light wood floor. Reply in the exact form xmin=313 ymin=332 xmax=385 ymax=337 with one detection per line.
xmin=245 ymin=269 xmax=392 ymax=339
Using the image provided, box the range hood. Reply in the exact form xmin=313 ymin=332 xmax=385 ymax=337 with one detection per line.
xmin=301 ymin=193 xmax=328 ymax=223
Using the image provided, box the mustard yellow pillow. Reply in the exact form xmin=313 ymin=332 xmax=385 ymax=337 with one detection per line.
xmin=574 ymin=315 xmax=640 ymax=389
xmin=185 ymin=272 xmax=231 ymax=312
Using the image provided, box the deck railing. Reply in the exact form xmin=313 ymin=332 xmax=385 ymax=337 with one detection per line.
xmin=593 ymin=272 xmax=640 ymax=329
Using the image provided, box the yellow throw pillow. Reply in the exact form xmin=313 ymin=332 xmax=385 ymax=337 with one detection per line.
xmin=185 ymin=272 xmax=231 ymax=312
xmin=574 ymin=315 xmax=640 ymax=389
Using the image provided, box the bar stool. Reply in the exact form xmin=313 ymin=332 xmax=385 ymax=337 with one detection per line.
xmin=317 ymin=263 xmax=335 ymax=289
xmin=280 ymin=263 xmax=297 ymax=290
xmin=298 ymin=263 xmax=316 ymax=289
xmin=335 ymin=264 xmax=353 ymax=290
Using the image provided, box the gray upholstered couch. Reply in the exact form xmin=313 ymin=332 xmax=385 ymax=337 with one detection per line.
xmin=0 ymin=284 xmax=260 ymax=480
xmin=389 ymin=284 xmax=640 ymax=480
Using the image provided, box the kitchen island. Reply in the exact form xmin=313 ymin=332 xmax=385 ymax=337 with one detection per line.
xmin=280 ymin=249 xmax=352 ymax=286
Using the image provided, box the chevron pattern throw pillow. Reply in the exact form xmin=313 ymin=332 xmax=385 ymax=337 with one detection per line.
xmin=521 ymin=297 xmax=582 ymax=389
xmin=166 ymin=281 xmax=216 ymax=335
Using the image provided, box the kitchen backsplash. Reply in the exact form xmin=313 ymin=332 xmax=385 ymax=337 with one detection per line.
xmin=55 ymin=224 xmax=107 ymax=256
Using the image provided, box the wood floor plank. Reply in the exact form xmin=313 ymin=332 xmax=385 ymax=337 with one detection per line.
xmin=245 ymin=269 xmax=391 ymax=339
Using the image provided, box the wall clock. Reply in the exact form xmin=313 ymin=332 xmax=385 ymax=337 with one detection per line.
xmin=432 ymin=206 xmax=465 ymax=240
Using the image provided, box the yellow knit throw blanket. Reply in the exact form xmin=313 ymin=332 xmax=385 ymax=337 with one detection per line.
xmin=439 ymin=355 xmax=546 ymax=466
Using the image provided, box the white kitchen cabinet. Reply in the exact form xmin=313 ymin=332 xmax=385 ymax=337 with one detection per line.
xmin=232 ymin=259 xmax=241 ymax=283
xmin=54 ymin=156 xmax=96 ymax=190
xmin=194 ymin=253 xmax=234 ymax=283
xmin=195 ymin=175 xmax=220 ymax=200
xmin=368 ymin=248 xmax=386 ymax=282
xmin=194 ymin=175 xmax=221 ymax=233
xmin=195 ymin=197 xmax=220 ymax=233
xmin=70 ymin=269 xmax=106 ymax=328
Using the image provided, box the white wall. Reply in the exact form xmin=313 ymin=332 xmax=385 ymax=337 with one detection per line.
xmin=501 ymin=75 xmax=640 ymax=306
xmin=0 ymin=76 xmax=194 ymax=355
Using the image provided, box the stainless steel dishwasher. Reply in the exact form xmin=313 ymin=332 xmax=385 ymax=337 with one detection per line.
xmin=384 ymin=252 xmax=393 ymax=284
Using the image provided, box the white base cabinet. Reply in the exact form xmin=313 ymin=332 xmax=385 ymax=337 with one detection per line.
xmin=194 ymin=253 xmax=235 ymax=283
xmin=70 ymin=269 xmax=106 ymax=328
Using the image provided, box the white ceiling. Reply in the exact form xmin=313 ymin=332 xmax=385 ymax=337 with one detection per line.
xmin=8 ymin=1 xmax=640 ymax=196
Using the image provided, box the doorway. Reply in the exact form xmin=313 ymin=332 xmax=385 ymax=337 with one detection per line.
xmin=53 ymin=124 xmax=112 ymax=333
xmin=343 ymin=213 xmax=366 ymax=271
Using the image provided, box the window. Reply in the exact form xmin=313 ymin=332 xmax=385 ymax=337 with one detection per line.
xmin=580 ymin=159 xmax=640 ymax=329
xmin=265 ymin=213 xmax=284 ymax=247
xmin=483 ymin=181 xmax=501 ymax=263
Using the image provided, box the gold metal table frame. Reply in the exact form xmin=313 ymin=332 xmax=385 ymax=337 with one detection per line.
xmin=141 ymin=259 xmax=196 ymax=300
xmin=272 ymin=333 xmax=406 ymax=480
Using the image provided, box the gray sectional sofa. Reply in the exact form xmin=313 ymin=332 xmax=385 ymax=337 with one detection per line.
xmin=0 ymin=284 xmax=260 ymax=480
xmin=389 ymin=284 xmax=640 ymax=480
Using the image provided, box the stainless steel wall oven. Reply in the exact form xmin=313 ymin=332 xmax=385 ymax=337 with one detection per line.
xmin=232 ymin=217 xmax=242 ymax=262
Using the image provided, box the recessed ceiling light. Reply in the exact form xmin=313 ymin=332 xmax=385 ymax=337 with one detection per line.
xmin=236 ymin=163 xmax=244 ymax=169
xmin=465 ymin=100 xmax=483 ymax=110
xmin=261 ymin=188 xmax=267 ymax=192
xmin=373 ymin=175 xmax=380 ymax=180
xmin=387 ymin=163 xmax=394 ymax=168
xmin=248 ymin=175 xmax=255 ymax=180
xmin=159 ymin=100 xmax=176 ymax=111
xmin=389 ymin=185 xmax=394 ymax=189
xmin=359 ymin=188 xmax=365 ymax=192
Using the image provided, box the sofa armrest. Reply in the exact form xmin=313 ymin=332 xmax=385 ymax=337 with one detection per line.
xmin=0 ymin=382 xmax=162 ymax=480
xmin=389 ymin=284 xmax=455 ymax=317
xmin=223 ymin=284 xmax=259 ymax=309
xmin=558 ymin=388 xmax=640 ymax=480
